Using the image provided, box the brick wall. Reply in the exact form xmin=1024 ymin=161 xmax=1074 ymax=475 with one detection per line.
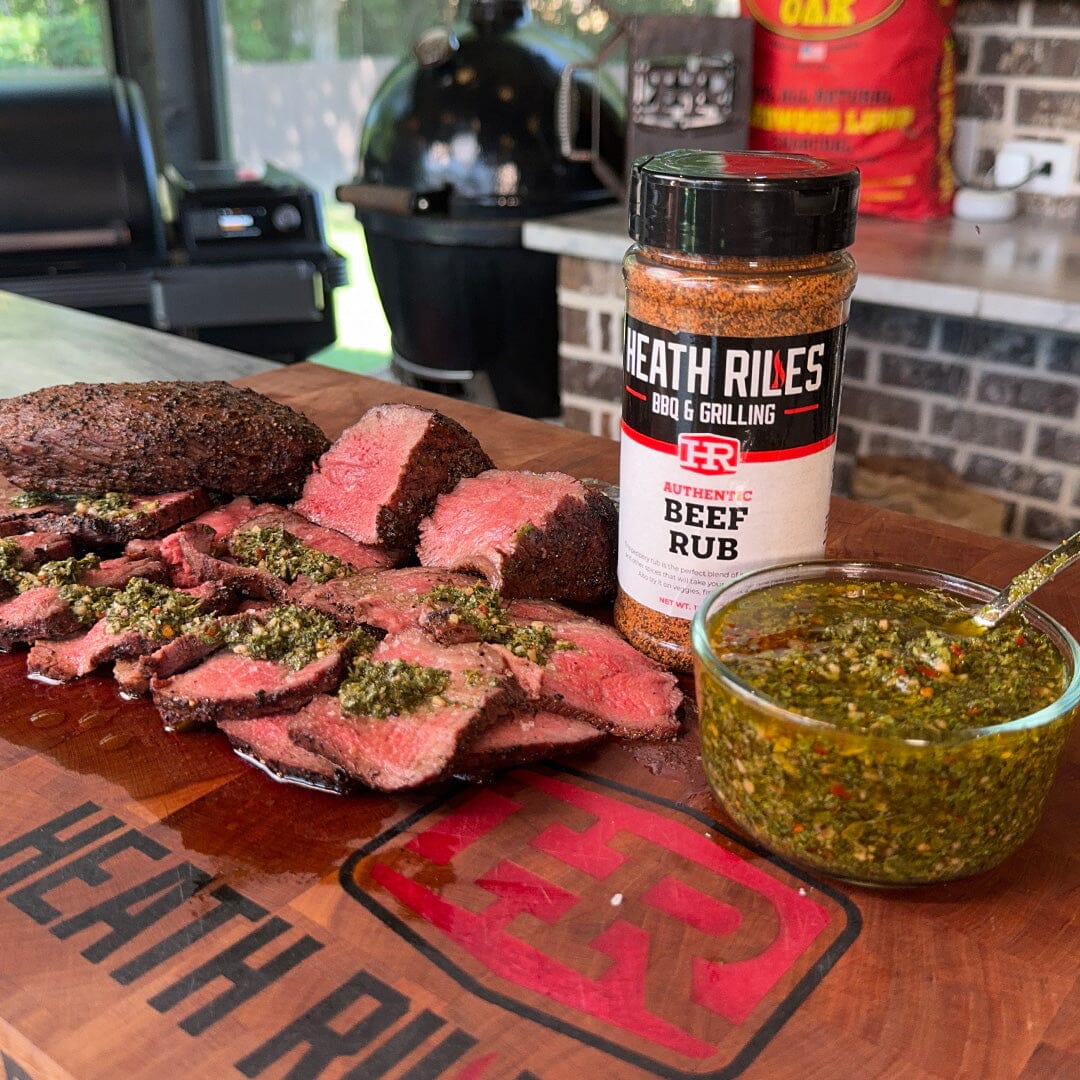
xmin=955 ymin=0 xmax=1080 ymax=222
xmin=838 ymin=303 xmax=1080 ymax=544
xmin=556 ymin=255 xmax=1080 ymax=546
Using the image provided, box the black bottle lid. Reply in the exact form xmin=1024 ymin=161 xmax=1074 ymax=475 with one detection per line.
xmin=628 ymin=149 xmax=860 ymax=258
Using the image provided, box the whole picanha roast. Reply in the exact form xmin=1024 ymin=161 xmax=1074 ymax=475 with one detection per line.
xmin=0 ymin=381 xmax=329 ymax=501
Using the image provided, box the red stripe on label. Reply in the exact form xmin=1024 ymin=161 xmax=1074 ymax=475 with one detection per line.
xmin=741 ymin=433 xmax=835 ymax=462
xmin=622 ymin=422 xmax=835 ymax=462
xmin=621 ymin=421 xmax=676 ymax=454
xmin=783 ymin=404 xmax=820 ymax=415
xmin=625 ymin=385 xmax=648 ymax=401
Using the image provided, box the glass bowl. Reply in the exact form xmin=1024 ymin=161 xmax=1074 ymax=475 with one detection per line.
xmin=691 ymin=560 xmax=1080 ymax=887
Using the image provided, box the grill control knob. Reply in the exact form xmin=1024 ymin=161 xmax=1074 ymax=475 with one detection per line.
xmin=271 ymin=203 xmax=303 ymax=232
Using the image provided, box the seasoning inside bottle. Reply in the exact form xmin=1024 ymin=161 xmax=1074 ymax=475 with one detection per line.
xmin=614 ymin=149 xmax=860 ymax=671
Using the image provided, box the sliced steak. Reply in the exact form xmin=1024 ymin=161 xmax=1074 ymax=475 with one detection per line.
xmin=29 ymin=489 xmax=212 ymax=545
xmin=154 ymin=496 xmax=270 ymax=585
xmin=170 ymin=508 xmax=400 ymax=601
xmin=417 ymin=470 xmax=616 ymax=603
xmin=293 ymin=403 xmax=493 ymax=548
xmin=113 ymin=631 xmax=224 ymax=697
xmin=218 ymin=716 xmax=356 ymax=794
xmin=0 ymin=587 xmax=84 ymax=651
xmin=0 ymin=380 xmax=329 ymax=500
xmin=28 ymin=620 xmax=148 ymax=683
xmin=151 ymin=647 xmax=350 ymax=730
xmin=451 ymin=709 xmax=606 ymax=779
xmin=175 ymin=524 xmax=289 ymax=601
xmin=27 ymin=581 xmax=230 ymax=683
xmin=7 ymin=531 xmax=74 ymax=565
xmin=0 ymin=489 xmax=72 ymax=536
xmin=491 ymin=599 xmax=683 ymax=740
xmin=113 ymin=590 xmax=243 ymax=696
xmin=239 ymin=507 xmax=403 ymax=571
xmin=288 ymin=566 xmax=479 ymax=636
xmin=2 ymin=489 xmax=210 ymax=545
xmin=81 ymin=555 xmax=169 ymax=589
xmin=0 ymin=555 xmax=171 ymax=651
xmin=191 ymin=496 xmax=270 ymax=539
xmin=112 ymin=657 xmax=149 ymax=697
xmin=288 ymin=630 xmax=516 ymax=791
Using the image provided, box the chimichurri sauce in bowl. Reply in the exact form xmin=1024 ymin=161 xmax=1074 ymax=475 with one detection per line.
xmin=691 ymin=561 xmax=1080 ymax=886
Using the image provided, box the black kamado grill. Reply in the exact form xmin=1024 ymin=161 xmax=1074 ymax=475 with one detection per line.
xmin=337 ymin=0 xmax=624 ymax=418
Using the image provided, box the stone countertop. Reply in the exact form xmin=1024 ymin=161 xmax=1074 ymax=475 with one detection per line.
xmin=0 ymin=290 xmax=279 ymax=399
xmin=522 ymin=204 xmax=1080 ymax=333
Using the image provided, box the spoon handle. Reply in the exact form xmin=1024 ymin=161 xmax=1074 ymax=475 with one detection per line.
xmin=970 ymin=527 xmax=1080 ymax=629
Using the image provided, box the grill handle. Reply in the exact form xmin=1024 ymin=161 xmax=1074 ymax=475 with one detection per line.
xmin=554 ymin=8 xmax=626 ymax=200
xmin=335 ymin=183 xmax=450 ymax=216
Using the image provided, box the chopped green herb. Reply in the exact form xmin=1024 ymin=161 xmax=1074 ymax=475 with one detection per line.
xmin=0 ymin=538 xmax=25 ymax=587
xmin=18 ymin=553 xmax=101 ymax=592
xmin=424 ymin=583 xmax=571 ymax=663
xmin=71 ymin=492 xmax=159 ymax=520
xmin=339 ymin=658 xmax=450 ymax=718
xmin=103 ymin=579 xmax=214 ymax=641
xmin=7 ymin=490 xmax=55 ymax=509
xmin=58 ymin=583 xmax=116 ymax=626
xmin=228 ymin=524 xmax=350 ymax=584
xmin=222 ymin=604 xmax=373 ymax=671
xmin=711 ymin=580 xmax=1063 ymax=739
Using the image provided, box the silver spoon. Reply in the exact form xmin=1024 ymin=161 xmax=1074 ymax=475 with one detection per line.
xmin=950 ymin=526 xmax=1080 ymax=635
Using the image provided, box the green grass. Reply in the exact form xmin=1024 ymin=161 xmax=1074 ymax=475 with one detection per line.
xmin=310 ymin=203 xmax=392 ymax=375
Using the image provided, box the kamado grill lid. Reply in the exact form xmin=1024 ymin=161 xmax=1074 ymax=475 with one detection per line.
xmin=352 ymin=0 xmax=623 ymax=220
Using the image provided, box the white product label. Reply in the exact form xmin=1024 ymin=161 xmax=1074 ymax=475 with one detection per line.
xmin=617 ymin=316 xmax=846 ymax=615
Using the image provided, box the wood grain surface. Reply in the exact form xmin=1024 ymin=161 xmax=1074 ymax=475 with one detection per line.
xmin=1 ymin=360 xmax=1076 ymax=1080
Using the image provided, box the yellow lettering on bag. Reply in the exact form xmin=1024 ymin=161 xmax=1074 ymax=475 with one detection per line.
xmin=842 ymin=106 xmax=915 ymax=135
xmin=778 ymin=0 xmax=856 ymax=28
xmin=751 ymin=104 xmax=842 ymax=135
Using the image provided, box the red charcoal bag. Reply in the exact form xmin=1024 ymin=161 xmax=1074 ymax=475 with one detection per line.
xmin=741 ymin=0 xmax=957 ymax=220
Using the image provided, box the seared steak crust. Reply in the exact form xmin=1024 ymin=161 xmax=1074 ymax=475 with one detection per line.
xmin=219 ymin=716 xmax=357 ymax=794
xmin=0 ymin=381 xmax=328 ymax=500
xmin=417 ymin=470 xmax=617 ymax=603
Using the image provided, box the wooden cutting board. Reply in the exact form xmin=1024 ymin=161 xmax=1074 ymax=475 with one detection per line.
xmin=1 ymin=363 xmax=1077 ymax=1080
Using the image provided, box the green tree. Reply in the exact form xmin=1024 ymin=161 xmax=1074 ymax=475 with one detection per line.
xmin=0 ymin=0 xmax=104 ymax=69
xmin=223 ymin=0 xmax=305 ymax=61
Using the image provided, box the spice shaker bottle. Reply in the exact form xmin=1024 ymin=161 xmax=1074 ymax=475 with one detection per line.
xmin=615 ymin=149 xmax=859 ymax=671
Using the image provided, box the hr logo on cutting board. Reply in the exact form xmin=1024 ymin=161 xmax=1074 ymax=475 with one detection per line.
xmin=342 ymin=768 xmax=860 ymax=1078
xmin=0 ymin=774 xmax=858 ymax=1079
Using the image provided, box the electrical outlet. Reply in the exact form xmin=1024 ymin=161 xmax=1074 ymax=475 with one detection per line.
xmin=997 ymin=139 xmax=1078 ymax=196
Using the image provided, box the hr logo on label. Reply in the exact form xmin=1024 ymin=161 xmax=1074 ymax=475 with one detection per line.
xmin=678 ymin=433 xmax=740 ymax=476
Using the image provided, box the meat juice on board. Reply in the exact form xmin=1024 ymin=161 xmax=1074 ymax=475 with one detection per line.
xmin=614 ymin=150 xmax=860 ymax=671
